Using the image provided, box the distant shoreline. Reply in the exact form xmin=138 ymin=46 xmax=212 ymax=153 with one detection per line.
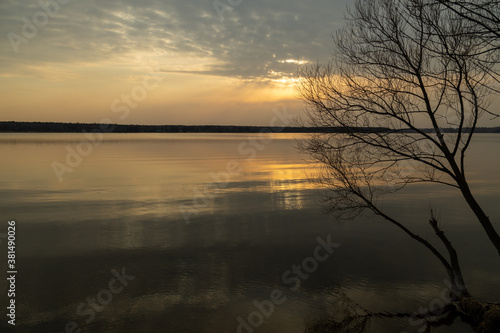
xmin=0 ymin=121 xmax=499 ymax=134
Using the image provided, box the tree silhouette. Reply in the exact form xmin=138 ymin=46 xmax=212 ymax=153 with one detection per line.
xmin=434 ymin=1 xmax=499 ymax=42
xmin=298 ymin=0 xmax=500 ymax=302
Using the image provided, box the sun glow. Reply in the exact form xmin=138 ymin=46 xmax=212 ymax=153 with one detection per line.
xmin=277 ymin=59 xmax=310 ymax=65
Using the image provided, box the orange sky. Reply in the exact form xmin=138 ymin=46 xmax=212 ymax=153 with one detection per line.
xmin=1 ymin=1 xmax=498 ymax=127
xmin=0 ymin=0 xmax=348 ymax=125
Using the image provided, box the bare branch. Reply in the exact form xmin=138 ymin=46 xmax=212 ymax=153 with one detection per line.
xmin=298 ymin=0 xmax=500 ymax=265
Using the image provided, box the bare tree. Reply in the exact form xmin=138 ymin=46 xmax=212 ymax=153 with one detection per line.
xmin=434 ymin=0 xmax=500 ymax=41
xmin=430 ymin=0 xmax=500 ymax=88
xmin=298 ymin=0 xmax=500 ymax=300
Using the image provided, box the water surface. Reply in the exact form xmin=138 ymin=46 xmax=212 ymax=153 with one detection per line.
xmin=0 ymin=133 xmax=499 ymax=333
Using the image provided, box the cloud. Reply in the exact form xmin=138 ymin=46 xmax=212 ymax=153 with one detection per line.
xmin=0 ymin=0 xmax=349 ymax=80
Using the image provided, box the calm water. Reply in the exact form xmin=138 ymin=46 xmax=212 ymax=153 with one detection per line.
xmin=0 ymin=133 xmax=499 ymax=333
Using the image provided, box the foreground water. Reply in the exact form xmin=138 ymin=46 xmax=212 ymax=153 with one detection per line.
xmin=0 ymin=133 xmax=499 ymax=332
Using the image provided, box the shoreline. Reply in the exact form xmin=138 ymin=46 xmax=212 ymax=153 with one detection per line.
xmin=1 ymin=121 xmax=499 ymax=134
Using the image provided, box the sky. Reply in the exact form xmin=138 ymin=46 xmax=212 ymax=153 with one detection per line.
xmin=0 ymin=0 xmax=349 ymax=125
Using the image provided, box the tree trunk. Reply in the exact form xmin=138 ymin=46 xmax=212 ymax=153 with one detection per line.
xmin=458 ymin=178 xmax=500 ymax=256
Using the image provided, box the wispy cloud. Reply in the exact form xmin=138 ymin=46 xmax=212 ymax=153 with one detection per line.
xmin=1 ymin=0 xmax=348 ymax=80
xmin=0 ymin=0 xmax=350 ymax=125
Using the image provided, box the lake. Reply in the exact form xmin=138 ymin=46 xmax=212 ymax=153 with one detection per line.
xmin=0 ymin=132 xmax=499 ymax=333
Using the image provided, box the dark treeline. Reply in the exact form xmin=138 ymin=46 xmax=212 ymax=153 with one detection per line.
xmin=0 ymin=121 xmax=390 ymax=133
xmin=0 ymin=121 xmax=499 ymax=133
